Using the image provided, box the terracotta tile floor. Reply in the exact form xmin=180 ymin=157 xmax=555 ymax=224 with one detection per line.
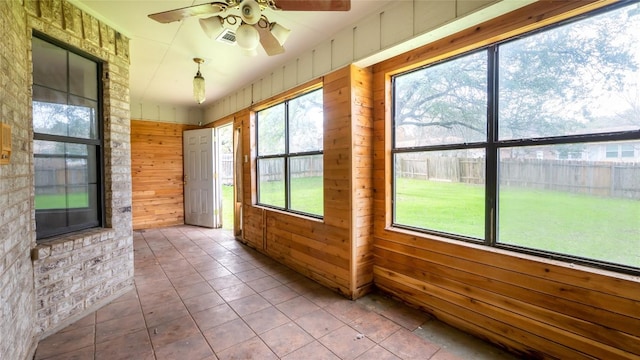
xmin=35 ymin=226 xmax=517 ymax=360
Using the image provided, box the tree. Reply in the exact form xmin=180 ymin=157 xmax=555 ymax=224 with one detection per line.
xmin=394 ymin=3 xmax=640 ymax=148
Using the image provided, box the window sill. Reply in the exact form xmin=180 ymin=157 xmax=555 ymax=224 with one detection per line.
xmin=254 ymin=204 xmax=324 ymax=223
xmin=32 ymin=227 xmax=115 ymax=261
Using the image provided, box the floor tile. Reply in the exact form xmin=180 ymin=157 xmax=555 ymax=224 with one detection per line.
xmin=284 ymin=278 xmax=322 ymax=295
xmin=235 ymin=268 xmax=268 ymax=282
xmin=183 ymin=291 xmax=225 ymax=314
xmin=430 ymin=349 xmax=464 ymax=360
xmin=281 ymin=341 xmax=340 ymax=360
xmin=228 ymin=293 xmax=272 ymax=316
xmin=59 ymin=313 xmax=95 ymax=333
xmin=379 ymin=328 xmax=440 ymax=360
xmin=37 ymin=345 xmax=95 ymax=360
xmin=217 ymin=336 xmax=278 ymax=360
xmin=380 ymin=303 xmax=431 ymax=331
xmin=414 ymin=320 xmax=517 ymax=360
xmin=202 ymin=318 xmax=256 ymax=353
xmin=260 ymin=322 xmax=314 ymax=357
xmin=95 ymin=328 xmax=154 ymax=360
xmin=325 ymin=299 xmax=370 ymax=324
xmin=217 ymin=283 xmax=257 ymax=302
xmin=36 ymin=226 xmax=520 ymax=360
xmin=199 ymin=266 xmax=233 ymax=280
xmin=170 ymin=272 xmax=205 ymax=287
xmin=357 ymin=292 xmax=397 ymax=314
xmin=270 ymin=269 xmax=306 ymax=284
xmin=138 ymin=287 xmax=181 ymax=310
xmin=186 ymin=254 xmax=217 ymax=268
xmin=243 ymin=306 xmax=290 ymax=334
xmin=35 ymin=325 xmax=95 ymax=359
xmin=208 ymin=274 xmax=244 ymax=291
xmin=154 ymin=333 xmax=214 ymax=360
xmin=318 ymin=325 xmax=376 ymax=360
xmin=192 ymin=303 xmax=239 ymax=331
xmin=175 ymin=280 xmax=215 ymax=300
xmin=350 ymin=312 xmax=401 ymax=343
xmin=304 ymin=286 xmax=344 ymax=308
xmin=225 ymin=261 xmax=257 ymax=273
xmin=148 ymin=315 xmax=201 ymax=349
xmin=355 ymin=345 xmax=401 ymax=360
xmin=96 ymin=310 xmax=145 ymax=344
xmin=96 ymin=297 xmax=142 ymax=323
xmin=295 ymin=308 xmax=344 ymax=339
xmin=276 ymin=295 xmax=321 ymax=320
xmin=245 ymin=275 xmax=281 ymax=293
xmin=112 ymin=289 xmax=140 ymax=303
xmin=260 ymin=284 xmax=299 ymax=305
xmin=191 ymin=259 xmax=224 ymax=272
xmin=143 ymin=299 xmax=190 ymax=328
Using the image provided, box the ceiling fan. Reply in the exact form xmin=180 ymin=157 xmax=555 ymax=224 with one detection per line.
xmin=149 ymin=0 xmax=351 ymax=56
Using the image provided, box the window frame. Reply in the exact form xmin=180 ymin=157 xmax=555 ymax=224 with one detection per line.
xmin=255 ymin=86 xmax=324 ymax=218
xmin=390 ymin=2 xmax=640 ymax=275
xmin=32 ymin=33 xmax=105 ymax=240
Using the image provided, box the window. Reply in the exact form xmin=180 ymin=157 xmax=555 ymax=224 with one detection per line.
xmin=606 ymin=144 xmax=620 ymax=158
xmin=32 ymin=36 xmax=103 ymax=239
xmin=607 ymin=143 xmax=636 ymax=158
xmin=256 ymin=88 xmax=324 ymax=217
xmin=392 ymin=2 xmax=640 ymax=272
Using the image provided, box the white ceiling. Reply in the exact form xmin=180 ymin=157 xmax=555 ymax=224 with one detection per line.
xmin=69 ymin=0 xmax=394 ymax=108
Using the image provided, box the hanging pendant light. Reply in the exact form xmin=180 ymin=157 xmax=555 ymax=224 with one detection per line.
xmin=193 ymin=58 xmax=206 ymax=104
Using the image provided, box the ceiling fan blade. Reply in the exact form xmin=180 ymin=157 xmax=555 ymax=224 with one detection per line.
xmin=274 ymin=0 xmax=350 ymax=11
xmin=254 ymin=23 xmax=285 ymax=56
xmin=148 ymin=2 xmax=228 ymax=24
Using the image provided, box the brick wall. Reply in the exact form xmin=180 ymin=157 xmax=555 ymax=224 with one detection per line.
xmin=0 ymin=1 xmax=133 ymax=358
xmin=0 ymin=1 xmax=38 ymax=359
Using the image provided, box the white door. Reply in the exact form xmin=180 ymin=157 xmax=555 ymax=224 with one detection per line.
xmin=183 ymin=128 xmax=220 ymax=228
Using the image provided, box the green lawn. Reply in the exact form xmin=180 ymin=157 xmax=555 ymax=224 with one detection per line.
xmin=255 ymin=176 xmax=639 ymax=268
xmin=39 ymin=178 xmax=638 ymax=268
xmin=395 ymin=177 xmax=640 ymax=268
xmin=35 ymin=193 xmax=88 ymax=209
xmin=258 ymin=177 xmax=323 ymax=216
xmin=221 ymin=185 xmax=233 ymax=229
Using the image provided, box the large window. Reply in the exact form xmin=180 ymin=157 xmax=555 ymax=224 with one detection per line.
xmin=392 ymin=2 xmax=640 ymax=272
xmin=256 ymin=88 xmax=324 ymax=217
xmin=32 ymin=36 xmax=103 ymax=239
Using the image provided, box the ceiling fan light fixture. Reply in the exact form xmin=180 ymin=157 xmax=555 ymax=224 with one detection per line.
xmin=239 ymin=0 xmax=261 ymax=25
xmin=193 ymin=58 xmax=206 ymax=104
xmin=270 ymin=22 xmax=291 ymax=46
xmin=199 ymin=16 xmax=225 ymax=39
xmin=235 ymin=23 xmax=260 ymax=50
xmin=241 ymin=48 xmax=258 ymax=57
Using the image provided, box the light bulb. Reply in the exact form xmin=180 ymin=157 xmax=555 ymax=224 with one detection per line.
xmin=270 ymin=23 xmax=290 ymax=45
xmin=199 ymin=16 xmax=224 ymax=39
xmin=235 ymin=23 xmax=259 ymax=50
xmin=239 ymin=0 xmax=261 ymax=25
xmin=193 ymin=71 xmax=205 ymax=104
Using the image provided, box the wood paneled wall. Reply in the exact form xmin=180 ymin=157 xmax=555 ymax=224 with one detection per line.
xmin=128 ymin=2 xmax=640 ymax=358
xmin=350 ymin=66 xmax=375 ymax=297
xmin=372 ymin=1 xmax=640 ymax=358
xmin=238 ymin=66 xmax=374 ymax=298
xmin=131 ymin=120 xmax=198 ymax=229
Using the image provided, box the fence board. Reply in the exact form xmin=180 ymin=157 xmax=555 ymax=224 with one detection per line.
xmin=396 ymin=157 xmax=639 ymax=199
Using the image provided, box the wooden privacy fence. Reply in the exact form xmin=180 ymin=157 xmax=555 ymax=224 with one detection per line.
xmin=220 ymin=153 xmax=233 ymax=185
xmin=257 ymin=156 xmax=323 ymax=181
xmin=35 ymin=168 xmax=88 ymax=194
xmin=398 ymin=157 xmax=640 ymax=199
xmin=397 ymin=157 xmax=485 ymax=184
